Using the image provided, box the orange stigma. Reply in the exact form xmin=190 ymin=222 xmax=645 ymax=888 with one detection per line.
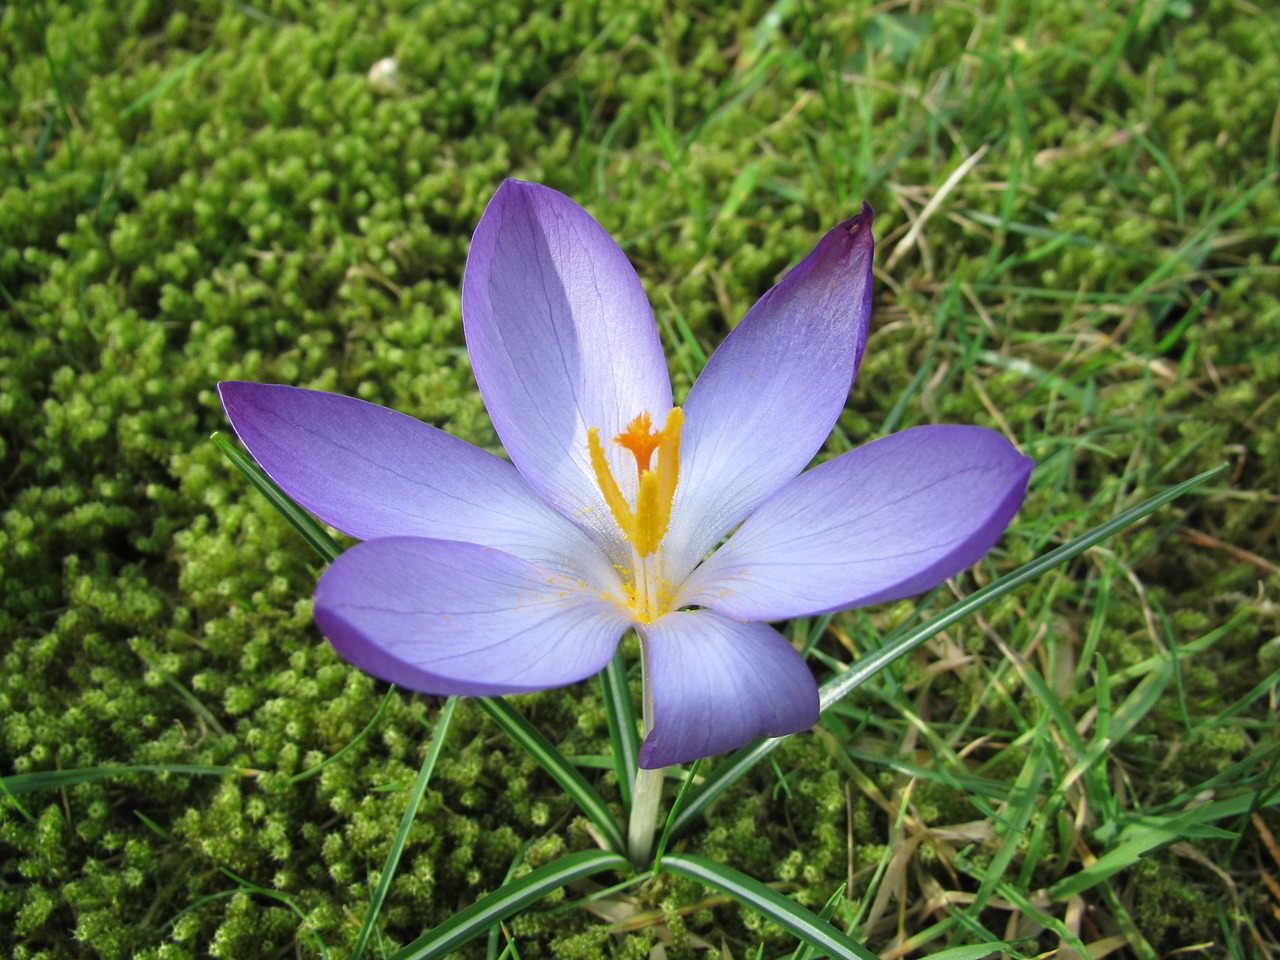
xmin=587 ymin=407 xmax=683 ymax=557
xmin=614 ymin=412 xmax=663 ymax=477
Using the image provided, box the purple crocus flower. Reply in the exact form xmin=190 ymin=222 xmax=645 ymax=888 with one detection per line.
xmin=219 ymin=180 xmax=1032 ymax=772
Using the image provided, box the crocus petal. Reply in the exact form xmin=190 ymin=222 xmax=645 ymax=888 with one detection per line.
xmin=314 ymin=537 xmax=634 ymax=696
xmin=217 ymin=382 xmax=617 ymax=586
xmin=663 ymin=205 xmax=875 ymax=583
xmin=462 ymin=180 xmax=671 ymax=541
xmin=680 ymin=425 xmax=1033 ymax=620
xmin=637 ymin=610 xmax=819 ymax=768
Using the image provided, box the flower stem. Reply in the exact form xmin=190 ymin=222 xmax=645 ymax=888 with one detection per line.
xmin=626 ymin=630 xmax=663 ymax=863
xmin=628 ymin=765 xmax=663 ymax=863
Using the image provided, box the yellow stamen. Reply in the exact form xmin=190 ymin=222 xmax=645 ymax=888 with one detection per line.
xmin=587 ymin=407 xmax=683 ymax=557
xmin=588 ymin=426 xmax=635 ymax=539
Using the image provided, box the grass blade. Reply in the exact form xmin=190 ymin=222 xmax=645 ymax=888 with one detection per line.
xmin=918 ymin=946 xmax=1012 ymax=960
xmin=661 ymin=853 xmax=876 ymax=960
xmin=289 ymin=688 xmax=396 ymax=784
xmin=351 ymin=696 xmax=458 ymax=960
xmin=167 ymin=869 xmax=332 ymax=958
xmin=790 ymin=883 xmax=847 ymax=960
xmin=475 ymin=697 xmax=626 ymax=855
xmin=599 ymin=650 xmax=639 ymax=809
xmin=120 ymin=47 xmax=212 ymax=118
xmin=3 ymin=764 xmax=258 ymax=794
xmin=653 ymin=760 xmax=701 ymax=868
xmin=0 ymin=774 xmax=35 ymax=822
xmin=387 ymin=850 xmax=631 ymax=960
xmin=672 ymin=464 xmax=1228 ymax=837
xmin=213 ymin=431 xmax=342 ymax=563
xmin=486 ymin=839 xmax=539 ymax=959
xmin=1047 ymin=788 xmax=1280 ymax=900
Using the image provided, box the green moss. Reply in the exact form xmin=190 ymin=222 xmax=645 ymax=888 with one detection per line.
xmin=1130 ymin=857 xmax=1218 ymax=948
xmin=3 ymin=0 xmax=1279 ymax=955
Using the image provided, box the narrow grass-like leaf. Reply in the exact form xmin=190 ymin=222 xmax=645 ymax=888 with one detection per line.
xmin=165 ymin=869 xmax=332 ymax=958
xmin=662 ymin=853 xmax=876 ymax=960
xmin=716 ymin=163 xmax=761 ymax=222
xmin=0 ymin=772 xmax=35 ymax=822
xmin=541 ymin=867 xmax=654 ymax=928
xmin=670 ymin=736 xmax=800 ymax=840
xmin=790 ymin=883 xmax=847 ymax=960
xmin=652 ymin=759 xmax=701 ymax=868
xmin=133 ymin=809 xmax=174 ymax=840
xmin=213 ymin=432 xmax=342 ymax=563
xmin=989 ymin=879 xmax=1092 ymax=959
xmin=1155 ymin=289 xmax=1210 ymax=354
xmin=148 ymin=662 xmax=230 ymax=737
xmin=835 ymin=465 xmax=1223 ymax=700
xmin=351 ymin=696 xmax=457 ymax=960
xmin=671 ymin=464 xmax=1227 ymax=837
xmin=387 ymin=850 xmax=632 ymax=960
xmin=495 ymin=935 xmax=523 ymax=959
xmin=1049 ymin=800 xmax=1249 ymax=900
xmin=880 ymin=299 xmax=949 ymax=435
xmin=919 ymin=945 xmax=1013 ymax=960
xmin=968 ymin=730 xmax=1048 ymax=911
xmin=599 ymin=650 xmax=639 ymax=809
xmin=121 ymin=47 xmax=212 ymax=118
xmin=24 ymin=0 xmax=76 ymax=167
xmin=289 ymin=688 xmax=396 ymax=784
xmin=1109 ymin=658 xmax=1174 ymax=741
xmin=163 ymin=889 xmax=246 ymax=932
xmin=475 ymin=697 xmax=626 ymax=855
xmin=226 ymin=870 xmax=332 ymax=959
xmin=3 ymin=764 xmax=258 ymax=794
xmin=487 ymin=839 xmax=539 ymax=960
xmin=1096 ymin=879 xmax=1158 ymax=960
xmin=742 ymin=0 xmax=800 ymax=65
xmin=847 ymin=772 xmax=917 ymax=931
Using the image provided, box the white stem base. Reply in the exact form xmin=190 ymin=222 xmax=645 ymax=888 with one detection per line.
xmin=627 ymin=764 xmax=664 ymax=863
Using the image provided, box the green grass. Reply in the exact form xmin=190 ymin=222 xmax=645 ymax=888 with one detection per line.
xmin=2 ymin=0 xmax=1278 ymax=957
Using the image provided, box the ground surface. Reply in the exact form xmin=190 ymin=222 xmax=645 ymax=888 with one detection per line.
xmin=2 ymin=1 xmax=1278 ymax=957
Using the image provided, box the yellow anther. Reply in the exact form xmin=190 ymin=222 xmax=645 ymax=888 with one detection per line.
xmin=587 ymin=407 xmax=683 ymax=557
xmin=588 ymin=426 xmax=635 ymax=539
xmin=633 ymin=469 xmax=664 ymax=555
xmin=654 ymin=407 xmax=681 ymax=525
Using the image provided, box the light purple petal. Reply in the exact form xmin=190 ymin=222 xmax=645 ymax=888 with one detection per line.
xmin=680 ymin=425 xmax=1033 ymax=620
xmin=462 ymin=180 xmax=671 ymax=543
xmin=663 ymin=205 xmax=875 ymax=583
xmin=314 ymin=537 xmax=634 ymax=696
xmin=217 ymin=382 xmax=617 ymax=586
xmin=638 ymin=610 xmax=819 ymax=768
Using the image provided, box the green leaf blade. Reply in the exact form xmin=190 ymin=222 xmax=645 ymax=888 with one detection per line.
xmin=475 ymin=696 xmax=626 ymax=855
xmin=213 ymin=432 xmax=342 ymax=563
xmin=662 ymin=853 xmax=876 ymax=960
xmin=387 ymin=850 xmax=631 ymax=960
xmin=351 ymin=697 xmax=458 ymax=960
xmin=3 ymin=764 xmax=258 ymax=795
xmin=599 ymin=650 xmax=639 ymax=809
